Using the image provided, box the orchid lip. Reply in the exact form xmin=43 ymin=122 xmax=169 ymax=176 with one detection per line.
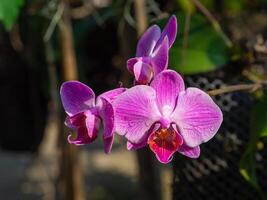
xmin=67 ymin=113 xmax=100 ymax=145
xmin=148 ymin=126 xmax=183 ymax=164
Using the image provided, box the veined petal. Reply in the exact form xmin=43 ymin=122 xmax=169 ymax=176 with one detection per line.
xmin=60 ymin=81 xmax=95 ymax=116
xmin=172 ymin=87 xmax=223 ymax=147
xmin=97 ymin=97 xmax=115 ymax=139
xmin=148 ymin=127 xmax=183 ymax=164
xmin=67 ymin=111 xmax=100 ymax=145
xmin=133 ymin=61 xmax=154 ymax=84
xmin=178 ymin=144 xmax=200 ymax=158
xmin=113 ymin=85 xmax=161 ymax=144
xmin=127 ymin=124 xmax=160 ymax=150
xmin=154 ymin=15 xmax=177 ymax=50
xmin=136 ymin=25 xmax=161 ymax=57
xmin=97 ymin=88 xmax=126 ymax=104
xmin=151 ymin=70 xmax=185 ymax=116
xmin=103 ymin=135 xmax=114 ymax=154
xmin=151 ymin=37 xmax=169 ymax=75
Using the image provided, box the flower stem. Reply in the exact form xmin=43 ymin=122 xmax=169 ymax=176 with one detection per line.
xmin=207 ymin=83 xmax=264 ymax=96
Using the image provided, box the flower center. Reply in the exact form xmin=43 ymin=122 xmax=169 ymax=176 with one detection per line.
xmin=149 ymin=128 xmax=181 ymax=148
xmin=147 ymin=127 xmax=183 ymax=163
xmin=162 ymin=105 xmax=172 ymax=117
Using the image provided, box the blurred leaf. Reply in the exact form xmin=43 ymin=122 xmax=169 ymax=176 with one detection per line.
xmin=224 ymin=0 xmax=244 ymax=14
xmin=200 ymin=0 xmax=214 ymax=10
xmin=0 ymin=0 xmax=24 ymax=30
xmin=168 ymin=13 xmax=230 ymax=75
xmin=240 ymin=148 xmax=258 ymax=188
xmin=176 ymin=0 xmax=195 ymax=13
xmin=239 ymin=96 xmax=267 ymax=200
xmin=176 ymin=0 xmax=214 ymax=11
xmin=251 ymin=97 xmax=267 ymax=138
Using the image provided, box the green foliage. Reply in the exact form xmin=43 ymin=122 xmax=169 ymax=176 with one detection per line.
xmin=199 ymin=0 xmax=214 ymax=10
xmin=240 ymin=149 xmax=258 ymax=188
xmin=251 ymin=96 xmax=267 ymax=138
xmin=223 ymin=0 xmax=245 ymax=14
xmin=239 ymin=95 xmax=267 ymax=199
xmin=168 ymin=13 xmax=230 ymax=75
xmin=0 ymin=0 xmax=24 ymax=30
xmin=176 ymin=0 xmax=195 ymax=13
xmin=176 ymin=0 xmax=214 ymax=12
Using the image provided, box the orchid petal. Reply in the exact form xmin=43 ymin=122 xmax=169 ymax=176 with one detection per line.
xmin=126 ymin=124 xmax=160 ymax=150
xmin=67 ymin=111 xmax=100 ymax=145
xmin=172 ymin=87 xmax=223 ymax=147
xmin=178 ymin=144 xmax=200 ymax=158
xmin=151 ymin=70 xmax=185 ymax=116
xmin=65 ymin=116 xmax=75 ymax=129
xmin=97 ymin=88 xmax=126 ymax=103
xmin=133 ymin=61 xmax=154 ymax=84
xmin=151 ymin=37 xmax=169 ymax=75
xmin=60 ymin=81 xmax=95 ymax=116
xmin=113 ymin=85 xmax=161 ymax=143
xmin=136 ymin=25 xmax=161 ymax=57
xmin=98 ymin=97 xmax=115 ymax=139
xmin=155 ymin=15 xmax=177 ymax=50
xmin=85 ymin=111 xmax=101 ymax=138
xmin=103 ymin=135 xmax=114 ymax=154
xmin=127 ymin=58 xmax=139 ymax=74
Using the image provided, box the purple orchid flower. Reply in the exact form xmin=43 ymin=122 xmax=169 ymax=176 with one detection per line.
xmin=60 ymin=81 xmax=125 ymax=153
xmin=113 ymin=70 xmax=223 ymax=163
xmin=127 ymin=15 xmax=177 ymax=85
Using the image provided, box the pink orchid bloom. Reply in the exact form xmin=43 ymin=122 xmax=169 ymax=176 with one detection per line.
xmin=60 ymin=81 xmax=125 ymax=153
xmin=127 ymin=15 xmax=177 ymax=84
xmin=113 ymin=70 xmax=223 ymax=163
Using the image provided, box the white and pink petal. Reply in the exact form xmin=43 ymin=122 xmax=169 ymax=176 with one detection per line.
xmin=113 ymin=85 xmax=161 ymax=144
xmin=97 ymin=88 xmax=126 ymax=104
xmin=178 ymin=144 xmax=200 ymax=159
xmin=172 ymin=87 xmax=223 ymax=147
xmin=151 ymin=70 xmax=185 ymax=116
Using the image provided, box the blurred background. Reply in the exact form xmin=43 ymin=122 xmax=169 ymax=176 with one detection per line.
xmin=0 ymin=0 xmax=267 ymax=199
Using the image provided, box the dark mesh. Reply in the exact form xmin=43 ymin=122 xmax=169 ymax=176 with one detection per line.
xmin=172 ymin=74 xmax=266 ymax=200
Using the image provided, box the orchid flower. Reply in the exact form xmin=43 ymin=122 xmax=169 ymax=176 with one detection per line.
xmin=113 ymin=70 xmax=223 ymax=163
xmin=127 ymin=15 xmax=177 ymax=84
xmin=60 ymin=81 xmax=125 ymax=153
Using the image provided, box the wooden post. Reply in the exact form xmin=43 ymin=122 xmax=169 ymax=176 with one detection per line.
xmin=58 ymin=2 xmax=85 ymax=200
